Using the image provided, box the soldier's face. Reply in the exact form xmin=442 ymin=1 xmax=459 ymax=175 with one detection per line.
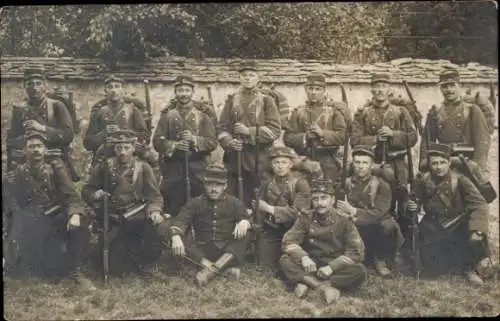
xmin=371 ymin=82 xmax=390 ymax=102
xmin=204 ymin=181 xmax=227 ymax=200
xmin=114 ymin=142 xmax=135 ymax=164
xmin=305 ymin=85 xmax=325 ymax=103
xmin=271 ymin=156 xmax=293 ymax=177
xmin=353 ymin=155 xmax=373 ymax=178
xmin=440 ymin=82 xmax=460 ymax=102
xmin=105 ymin=81 xmax=124 ymax=102
xmin=24 ymin=78 xmax=46 ymax=100
xmin=175 ymin=85 xmax=194 ymax=104
xmin=25 ymin=138 xmax=47 ymax=162
xmin=429 ymin=155 xmax=451 ymax=177
xmin=239 ymin=70 xmax=259 ymax=89
xmin=311 ymin=192 xmax=335 ymax=215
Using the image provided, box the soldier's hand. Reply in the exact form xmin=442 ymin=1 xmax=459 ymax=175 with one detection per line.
xmin=180 ymin=130 xmax=195 ymax=143
xmin=309 ymin=123 xmax=324 ymax=138
xmin=407 ymin=200 xmax=418 ymax=212
xmin=24 ymin=120 xmax=46 ymax=132
xmin=105 ymin=124 xmax=120 ymax=133
xmin=135 ymin=140 xmax=145 ymax=151
xmin=67 ymin=214 xmax=81 ymax=231
xmin=228 ymin=138 xmax=243 ymax=151
xmin=301 ymin=256 xmax=317 ymax=273
xmin=234 ymin=123 xmax=250 ymax=136
xmin=93 ymin=189 xmax=111 ymax=201
xmin=233 ymin=219 xmax=251 ymax=239
xmin=317 ymin=265 xmax=333 ymax=279
xmin=258 ymin=200 xmax=274 ymax=214
xmin=300 ymin=159 xmax=322 ymax=176
xmin=470 ymin=231 xmax=484 ymax=243
xmin=149 ymin=211 xmax=164 ymax=225
xmin=175 ymin=140 xmax=191 ymax=152
xmin=171 ymin=235 xmax=185 ymax=256
xmin=378 ymin=126 xmax=393 ymax=138
xmin=337 ymin=200 xmax=356 ymax=216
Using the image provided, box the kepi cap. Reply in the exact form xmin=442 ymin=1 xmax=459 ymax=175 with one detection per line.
xmin=174 ymin=75 xmax=195 ymax=88
xmin=238 ymin=60 xmax=258 ymax=72
xmin=427 ymin=143 xmax=451 ymax=158
xmin=311 ymin=178 xmax=335 ymax=195
xmin=24 ymin=67 xmax=46 ymax=81
xmin=305 ymin=72 xmax=326 ymax=87
xmin=352 ymin=145 xmax=375 ymax=158
xmin=108 ymin=130 xmax=138 ymax=144
xmin=269 ymin=146 xmax=296 ymax=160
xmin=24 ymin=130 xmax=48 ymax=144
xmin=203 ymin=163 xmax=228 ymax=184
xmin=371 ymin=73 xmax=390 ymax=85
xmin=104 ymin=75 xmax=124 ymax=85
xmin=439 ymin=68 xmax=460 ymax=85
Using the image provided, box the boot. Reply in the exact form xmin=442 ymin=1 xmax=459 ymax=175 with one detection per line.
xmin=196 ymin=253 xmax=235 ymax=286
xmin=294 ymin=283 xmax=309 ymax=298
xmin=465 ymin=271 xmax=484 ymax=286
xmin=301 ymin=275 xmax=340 ymax=304
xmin=71 ymin=268 xmax=97 ymax=292
xmin=374 ymin=259 xmax=392 ymax=278
xmin=475 ymin=257 xmax=495 ymax=280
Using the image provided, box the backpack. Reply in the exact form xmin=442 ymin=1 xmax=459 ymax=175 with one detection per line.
xmin=162 ymin=98 xmax=217 ymax=125
xmin=46 ymin=89 xmax=80 ymax=134
xmin=258 ymin=85 xmax=290 ymax=122
xmin=463 ymin=89 xmax=496 ymax=135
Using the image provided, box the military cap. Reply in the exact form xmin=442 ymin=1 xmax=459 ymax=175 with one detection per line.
xmin=24 ymin=67 xmax=46 ymax=81
xmin=352 ymin=145 xmax=375 ymax=158
xmin=269 ymin=146 xmax=296 ymax=160
xmin=24 ymin=130 xmax=48 ymax=144
xmin=203 ymin=163 xmax=228 ymax=184
xmin=174 ymin=75 xmax=195 ymax=88
xmin=305 ymin=72 xmax=326 ymax=87
xmin=311 ymin=178 xmax=335 ymax=195
xmin=238 ymin=60 xmax=258 ymax=72
xmin=371 ymin=73 xmax=391 ymax=85
xmin=427 ymin=143 xmax=451 ymax=158
xmin=104 ymin=75 xmax=124 ymax=85
xmin=108 ymin=129 xmax=138 ymax=144
xmin=438 ymin=68 xmax=460 ymax=85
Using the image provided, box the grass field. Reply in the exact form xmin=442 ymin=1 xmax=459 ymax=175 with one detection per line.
xmin=2 ymin=129 xmax=500 ymax=319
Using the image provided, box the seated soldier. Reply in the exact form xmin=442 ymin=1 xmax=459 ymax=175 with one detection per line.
xmin=253 ymin=145 xmax=311 ymax=271
xmin=279 ymin=179 xmax=367 ymax=304
xmin=81 ymin=130 xmax=169 ymax=277
xmin=407 ymin=143 xmax=494 ymax=286
xmin=336 ymin=145 xmax=404 ymax=278
xmin=169 ymin=164 xmax=253 ymax=286
xmin=2 ymin=130 xmax=95 ymax=291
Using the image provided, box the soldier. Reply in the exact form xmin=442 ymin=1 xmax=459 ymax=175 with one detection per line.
xmin=6 ymin=67 xmax=77 ymax=179
xmin=279 ymin=179 xmax=367 ymax=304
xmin=153 ymin=75 xmax=218 ymax=216
xmin=283 ymin=72 xmax=348 ymax=183
xmin=336 ymin=145 xmax=404 ymax=278
xmin=170 ymin=164 xmax=253 ymax=286
xmin=407 ymin=143 xmax=494 ymax=286
xmin=82 ymin=130 xmax=168 ymax=277
xmin=351 ymin=73 xmax=418 ymax=188
xmin=253 ymin=145 xmax=311 ymax=270
xmin=217 ymin=60 xmax=282 ymax=206
xmin=2 ymin=130 xmax=95 ymax=291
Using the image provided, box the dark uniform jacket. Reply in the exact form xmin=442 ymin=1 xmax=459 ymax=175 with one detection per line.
xmin=81 ymin=157 xmax=163 ymax=217
xmin=83 ymin=99 xmax=149 ymax=152
xmin=345 ymin=175 xmax=392 ymax=226
xmin=170 ymin=193 xmax=249 ymax=248
xmin=413 ymin=171 xmax=489 ymax=235
xmin=282 ymin=208 xmax=365 ymax=268
xmin=153 ymin=101 xmax=218 ymax=183
xmin=217 ymin=87 xmax=281 ymax=174
xmin=8 ymin=97 xmax=74 ymax=149
xmin=420 ymin=98 xmax=490 ymax=169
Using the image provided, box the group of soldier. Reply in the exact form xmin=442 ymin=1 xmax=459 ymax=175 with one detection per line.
xmin=2 ymin=60 xmax=497 ymax=304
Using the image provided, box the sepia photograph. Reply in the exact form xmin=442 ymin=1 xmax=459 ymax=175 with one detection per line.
xmin=1 ymin=2 xmax=498 ymax=318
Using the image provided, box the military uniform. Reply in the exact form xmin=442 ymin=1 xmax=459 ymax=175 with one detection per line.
xmin=3 ymin=131 xmax=90 ymax=281
xmin=411 ymin=144 xmax=490 ymax=278
xmin=279 ymin=179 xmax=367 ymax=296
xmin=283 ymin=73 xmax=348 ymax=183
xmin=342 ymin=146 xmax=403 ymax=275
xmin=256 ymin=146 xmax=311 ymax=269
xmin=81 ymin=131 xmax=167 ymax=275
xmin=217 ymin=61 xmax=282 ymax=206
xmin=153 ymin=75 xmax=218 ymax=216
xmin=351 ymin=73 xmax=418 ymax=186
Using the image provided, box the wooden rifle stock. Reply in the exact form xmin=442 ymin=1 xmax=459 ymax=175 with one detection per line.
xmin=254 ymin=114 xmax=263 ymax=267
xmin=233 ymin=110 xmax=244 ymax=201
xmin=339 ymin=83 xmax=350 ymax=201
xmin=102 ymin=129 xmax=110 ymax=286
xmin=143 ymin=79 xmax=153 ymax=142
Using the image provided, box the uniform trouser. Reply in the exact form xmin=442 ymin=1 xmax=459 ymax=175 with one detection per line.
xmin=227 ymin=169 xmax=259 ymax=207
xmin=317 ymin=155 xmax=341 ymax=184
xmin=256 ymin=228 xmax=287 ymax=270
xmin=356 ymin=217 xmax=404 ymax=265
xmin=160 ymin=177 xmax=204 ymax=216
xmin=4 ymin=209 xmax=90 ymax=277
xmin=184 ymin=231 xmax=254 ymax=267
xmin=279 ymin=254 xmax=367 ymax=291
xmin=418 ymin=220 xmax=489 ymax=276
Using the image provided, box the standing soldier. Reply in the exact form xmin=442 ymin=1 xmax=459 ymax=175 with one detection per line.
xmin=283 ymin=72 xmax=348 ymax=183
xmin=407 ymin=143 xmax=494 ymax=285
xmin=3 ymin=131 xmax=95 ymax=291
xmin=351 ymin=73 xmax=418 ymax=188
xmin=82 ymin=130 xmax=168 ymax=277
xmin=170 ymin=164 xmax=253 ymax=286
xmin=153 ymin=75 xmax=218 ymax=216
xmin=253 ymin=146 xmax=311 ymax=270
xmin=279 ymin=179 xmax=367 ymax=304
xmin=336 ymin=146 xmax=404 ymax=278
xmin=6 ymin=67 xmax=76 ymax=178
xmin=217 ymin=60 xmax=282 ymax=206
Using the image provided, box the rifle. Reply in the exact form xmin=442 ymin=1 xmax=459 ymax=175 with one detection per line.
xmin=6 ymin=129 xmax=13 ymax=171
xmin=402 ymin=81 xmax=423 ymax=135
xmin=233 ymin=110 xmax=244 ymax=201
xmin=102 ymin=129 xmax=110 ymax=286
xmin=338 ymin=83 xmax=350 ymax=201
xmin=143 ymin=79 xmax=153 ymax=143
xmin=253 ymin=114 xmax=264 ymax=267
xmin=489 ymin=81 xmax=497 ymax=108
xmin=456 ymin=152 xmax=497 ymax=204
xmin=307 ymin=107 xmax=317 ymax=161
xmin=207 ymin=85 xmax=216 ymax=117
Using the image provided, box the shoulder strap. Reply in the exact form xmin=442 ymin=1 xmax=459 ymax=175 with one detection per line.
xmin=368 ymin=176 xmax=379 ymax=208
xmin=46 ymin=98 xmax=55 ymax=124
xmin=287 ymin=175 xmax=300 ymax=202
xmin=345 ymin=177 xmax=353 ymax=195
xmin=132 ymin=159 xmax=144 ymax=201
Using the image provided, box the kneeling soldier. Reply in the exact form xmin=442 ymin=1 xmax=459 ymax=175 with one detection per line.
xmin=279 ymin=179 xmax=367 ymax=304
xmin=82 ymin=130 xmax=168 ymax=277
xmin=170 ymin=164 xmax=253 ymax=286
xmin=336 ymin=145 xmax=404 ymax=278
xmin=3 ymin=130 xmax=95 ymax=291
xmin=407 ymin=143 xmax=494 ymax=285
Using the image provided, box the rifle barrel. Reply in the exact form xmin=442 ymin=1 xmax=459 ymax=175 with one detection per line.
xmin=102 ymin=131 xmax=110 ymax=286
